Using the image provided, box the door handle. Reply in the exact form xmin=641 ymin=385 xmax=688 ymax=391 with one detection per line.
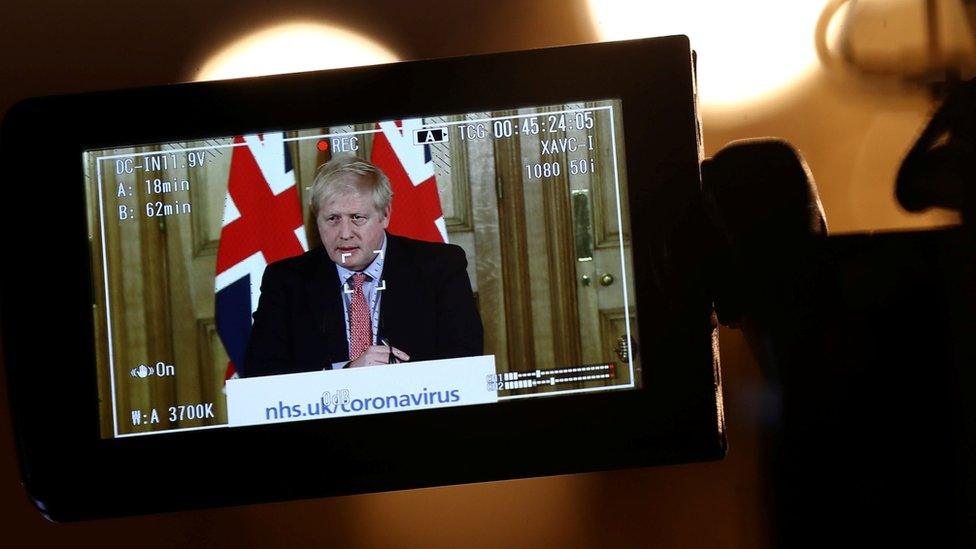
xmin=571 ymin=190 xmax=593 ymax=262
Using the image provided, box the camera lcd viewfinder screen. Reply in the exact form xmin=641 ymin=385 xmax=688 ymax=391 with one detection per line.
xmin=82 ymin=99 xmax=640 ymax=438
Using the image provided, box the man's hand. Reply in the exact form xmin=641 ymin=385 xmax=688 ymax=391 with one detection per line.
xmin=348 ymin=345 xmax=410 ymax=368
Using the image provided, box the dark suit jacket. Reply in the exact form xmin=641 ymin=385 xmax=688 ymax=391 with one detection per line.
xmin=241 ymin=233 xmax=484 ymax=377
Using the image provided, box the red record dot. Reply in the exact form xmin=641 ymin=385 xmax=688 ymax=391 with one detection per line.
xmin=317 ymin=139 xmax=329 ymax=152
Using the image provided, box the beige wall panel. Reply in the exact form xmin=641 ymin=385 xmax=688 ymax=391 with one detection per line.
xmin=467 ymin=113 xmax=508 ymax=373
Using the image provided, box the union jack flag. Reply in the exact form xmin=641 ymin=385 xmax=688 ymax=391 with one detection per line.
xmin=372 ymin=119 xmax=448 ymax=243
xmin=215 ymin=133 xmax=308 ymax=380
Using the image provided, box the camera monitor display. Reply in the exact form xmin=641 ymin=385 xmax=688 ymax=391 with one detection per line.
xmin=2 ymin=36 xmax=723 ymax=520
xmin=83 ymin=100 xmax=639 ymax=438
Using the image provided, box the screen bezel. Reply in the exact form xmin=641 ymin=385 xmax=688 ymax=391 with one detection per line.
xmin=1 ymin=35 xmax=723 ymax=520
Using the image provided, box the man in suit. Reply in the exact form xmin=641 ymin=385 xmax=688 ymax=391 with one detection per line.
xmin=242 ymin=154 xmax=483 ymax=377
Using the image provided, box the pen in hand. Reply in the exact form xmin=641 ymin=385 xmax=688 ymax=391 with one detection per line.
xmin=381 ymin=337 xmax=398 ymax=364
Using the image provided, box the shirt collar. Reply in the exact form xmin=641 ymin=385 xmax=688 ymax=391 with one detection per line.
xmin=335 ymin=233 xmax=387 ymax=285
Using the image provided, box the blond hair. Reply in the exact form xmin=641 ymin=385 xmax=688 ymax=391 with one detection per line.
xmin=309 ymin=154 xmax=393 ymax=215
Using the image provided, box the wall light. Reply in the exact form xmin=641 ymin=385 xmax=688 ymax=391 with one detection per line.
xmin=195 ymin=22 xmax=399 ymax=81
xmin=817 ymin=0 xmax=976 ymax=82
xmin=587 ymin=0 xmax=826 ymax=112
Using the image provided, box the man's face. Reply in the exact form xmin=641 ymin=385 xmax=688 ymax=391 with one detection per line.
xmin=316 ymin=186 xmax=390 ymax=272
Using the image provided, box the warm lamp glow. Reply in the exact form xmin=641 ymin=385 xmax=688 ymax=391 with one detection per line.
xmin=195 ymin=22 xmax=399 ymax=81
xmin=587 ymin=0 xmax=826 ymax=111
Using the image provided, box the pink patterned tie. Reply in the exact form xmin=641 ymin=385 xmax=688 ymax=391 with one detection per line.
xmin=348 ymin=273 xmax=371 ymax=361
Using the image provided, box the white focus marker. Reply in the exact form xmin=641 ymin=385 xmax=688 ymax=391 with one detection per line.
xmin=341 ymin=252 xmax=352 ymax=264
xmin=376 ymin=280 xmax=387 ymax=291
